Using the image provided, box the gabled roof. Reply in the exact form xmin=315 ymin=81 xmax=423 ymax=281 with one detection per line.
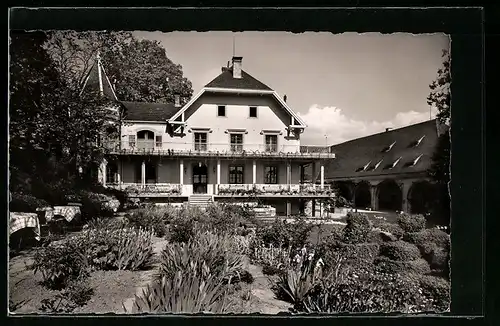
xmin=120 ymin=101 xmax=178 ymax=122
xmin=325 ymin=119 xmax=442 ymax=180
xmin=205 ymin=66 xmax=273 ymax=91
xmin=80 ymin=55 xmax=118 ymax=101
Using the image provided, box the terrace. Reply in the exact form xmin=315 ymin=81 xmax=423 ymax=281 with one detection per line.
xmin=103 ymin=140 xmax=335 ymax=160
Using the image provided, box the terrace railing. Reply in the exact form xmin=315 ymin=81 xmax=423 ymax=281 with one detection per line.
xmin=103 ymin=141 xmax=335 ymax=159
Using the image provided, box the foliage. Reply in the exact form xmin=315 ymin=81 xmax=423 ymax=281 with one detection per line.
xmin=342 ymin=212 xmax=373 ymax=244
xmin=418 ymin=275 xmax=450 ymax=311
xmin=375 ymin=256 xmax=431 ymax=276
xmin=404 ymin=228 xmax=450 ymax=248
xmin=9 ymin=192 xmax=49 ymax=213
xmin=169 ymin=213 xmax=198 ymax=243
xmin=75 ymin=191 xmax=120 ymax=221
xmin=39 ymin=277 xmax=94 ymax=313
xmin=252 ymin=243 xmax=292 ymax=274
xmin=128 ymin=272 xmax=229 ymax=314
xmin=30 ymin=235 xmax=90 ymax=289
xmin=397 ymin=213 xmax=426 ymax=233
xmin=126 ymin=204 xmax=176 ymax=237
xmin=158 ymin=231 xmax=245 ymax=284
xmin=84 ymin=225 xmax=154 ymax=271
xmin=376 ymin=222 xmax=404 ymax=240
xmin=379 ymin=241 xmax=421 ymax=262
xmin=427 ymin=49 xmax=451 ymax=226
xmin=300 ymin=272 xmax=435 ymax=313
xmin=335 ymin=196 xmax=352 ymax=208
xmin=256 ymin=217 xmax=314 ymax=249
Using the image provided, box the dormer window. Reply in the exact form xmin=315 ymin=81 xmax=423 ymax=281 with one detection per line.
xmin=217 ymin=105 xmax=226 ymax=117
xmin=374 ymin=159 xmax=383 ymax=170
xmin=415 ymin=135 xmax=425 ymax=147
xmin=391 ymin=157 xmax=402 ymax=169
xmin=382 ymin=141 xmax=397 ymax=153
xmin=249 ymin=106 xmax=258 ymax=118
xmin=411 ymin=154 xmax=423 ymax=166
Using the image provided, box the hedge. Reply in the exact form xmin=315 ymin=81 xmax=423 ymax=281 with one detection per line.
xmin=379 ymin=241 xmax=421 ymax=261
xmin=397 ymin=213 xmax=426 ymax=233
xmin=418 ymin=275 xmax=451 ymax=311
xmin=9 ymin=192 xmax=49 ymax=213
xmin=377 ymin=222 xmax=404 ymax=240
xmin=375 ymin=256 xmax=431 ymax=276
xmin=403 ymin=229 xmax=450 ymax=251
xmin=342 ymin=212 xmax=372 ymax=244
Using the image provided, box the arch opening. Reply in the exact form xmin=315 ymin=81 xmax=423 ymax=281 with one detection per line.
xmin=378 ymin=180 xmax=402 ymax=211
xmin=354 ymin=182 xmax=371 ymax=209
xmin=408 ymin=181 xmax=437 ymax=215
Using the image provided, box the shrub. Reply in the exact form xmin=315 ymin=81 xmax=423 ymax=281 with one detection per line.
xmin=9 ymin=192 xmax=49 ymax=213
xmin=404 ymin=228 xmax=450 ymax=251
xmin=30 ymin=235 xmax=90 ymax=289
xmin=379 ymin=241 xmax=421 ymax=261
xmin=300 ymin=272 xmax=433 ymax=313
xmin=257 ymin=217 xmax=314 ymax=249
xmin=275 ymin=267 xmax=315 ymax=305
xmin=169 ymin=214 xmax=197 ymax=243
xmin=342 ymin=212 xmax=372 ymax=244
xmin=158 ymin=231 xmax=245 ymax=283
xmin=85 ymin=226 xmax=154 ymax=271
xmin=418 ymin=275 xmax=450 ymax=312
xmin=397 ymin=213 xmax=426 ymax=233
xmin=76 ymin=191 xmax=120 ymax=221
xmin=338 ymin=242 xmax=380 ymax=261
xmin=205 ymin=204 xmax=243 ymax=236
xmin=126 ymin=205 xmax=175 ymax=237
xmin=375 ymin=256 xmax=431 ymax=276
xmin=377 ymin=222 xmax=404 ymax=240
xmin=129 ymin=272 xmax=229 ymax=313
xmin=430 ymin=247 xmax=449 ymax=271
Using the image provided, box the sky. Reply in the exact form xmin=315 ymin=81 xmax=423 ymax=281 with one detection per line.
xmin=134 ymin=31 xmax=449 ymax=146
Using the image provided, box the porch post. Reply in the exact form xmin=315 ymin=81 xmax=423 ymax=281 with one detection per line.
xmin=141 ymin=160 xmax=146 ymax=188
xmin=179 ymin=159 xmax=184 ymax=185
xmin=401 ymin=181 xmax=411 ymax=213
xmin=286 ymin=161 xmax=291 ymax=216
xmin=252 ymin=160 xmax=257 ymax=184
xmin=320 ymin=164 xmax=325 ymax=190
xmin=101 ymin=159 xmax=107 ymax=187
xmin=216 ymin=159 xmax=221 ymax=195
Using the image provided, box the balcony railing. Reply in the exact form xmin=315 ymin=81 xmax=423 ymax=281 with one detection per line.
xmin=103 ymin=141 xmax=335 ymax=159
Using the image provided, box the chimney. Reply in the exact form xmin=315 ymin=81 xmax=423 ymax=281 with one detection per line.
xmin=232 ymin=56 xmax=243 ymax=79
xmin=385 ymin=128 xmax=392 ymax=132
xmin=283 ymin=94 xmax=287 ymax=103
xmin=174 ymin=93 xmax=181 ymax=108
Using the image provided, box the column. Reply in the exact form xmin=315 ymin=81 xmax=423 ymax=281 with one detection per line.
xmin=370 ymin=185 xmax=378 ymax=211
xmin=286 ymin=161 xmax=291 ymax=216
xmin=141 ymin=160 xmax=146 ymax=188
xmin=216 ymin=159 xmax=221 ymax=195
xmin=320 ymin=164 xmax=325 ymax=190
xmin=179 ymin=159 xmax=184 ymax=185
xmin=252 ymin=160 xmax=257 ymax=184
xmin=401 ymin=181 xmax=411 ymax=213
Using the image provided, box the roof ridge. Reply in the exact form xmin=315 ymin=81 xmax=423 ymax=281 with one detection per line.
xmin=330 ymin=119 xmax=437 ymax=147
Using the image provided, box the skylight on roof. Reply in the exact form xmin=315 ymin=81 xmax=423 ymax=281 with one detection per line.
xmin=391 ymin=157 xmax=402 ymax=169
xmin=383 ymin=141 xmax=396 ymax=153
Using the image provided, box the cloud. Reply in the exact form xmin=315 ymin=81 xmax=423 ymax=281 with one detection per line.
xmin=298 ymin=105 xmax=438 ymax=145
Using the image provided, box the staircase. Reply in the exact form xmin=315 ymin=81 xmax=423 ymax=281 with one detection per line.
xmin=188 ymin=195 xmax=213 ymax=209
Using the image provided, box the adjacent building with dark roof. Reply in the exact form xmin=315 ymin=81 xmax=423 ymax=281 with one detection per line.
xmin=321 ymin=119 xmax=447 ymax=214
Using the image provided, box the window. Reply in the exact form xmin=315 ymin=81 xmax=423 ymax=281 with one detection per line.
xmin=128 ymin=135 xmax=136 ymax=147
xmin=249 ymin=106 xmax=257 ymax=118
xmin=217 ymin=105 xmax=226 ymax=117
xmin=230 ymin=134 xmax=244 ymax=152
xmin=229 ymin=166 xmax=244 ymax=184
xmin=194 ymin=132 xmax=208 ymax=151
xmin=265 ymin=135 xmax=278 ymax=152
xmin=265 ymin=166 xmax=278 ymax=184
xmin=155 ymin=135 xmax=162 ymax=148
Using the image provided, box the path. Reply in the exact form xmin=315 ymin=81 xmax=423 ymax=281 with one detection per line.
xmin=240 ymin=256 xmax=292 ymax=315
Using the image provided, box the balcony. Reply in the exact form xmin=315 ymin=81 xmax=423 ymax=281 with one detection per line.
xmin=103 ymin=141 xmax=335 ymax=160
xmin=107 ymin=182 xmax=333 ymax=198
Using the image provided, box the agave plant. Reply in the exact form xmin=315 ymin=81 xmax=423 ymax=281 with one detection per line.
xmin=127 ymin=271 xmax=230 ymax=313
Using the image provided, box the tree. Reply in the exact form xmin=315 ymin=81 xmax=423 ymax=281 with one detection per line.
xmin=46 ymin=32 xmax=193 ymax=104
xmin=427 ymin=49 xmax=451 ymax=226
xmin=102 ymin=38 xmax=193 ymax=104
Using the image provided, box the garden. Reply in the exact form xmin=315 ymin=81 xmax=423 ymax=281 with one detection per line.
xmin=9 ymin=198 xmax=450 ymax=314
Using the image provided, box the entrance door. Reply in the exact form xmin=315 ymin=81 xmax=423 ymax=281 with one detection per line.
xmin=193 ymin=163 xmax=208 ymax=194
